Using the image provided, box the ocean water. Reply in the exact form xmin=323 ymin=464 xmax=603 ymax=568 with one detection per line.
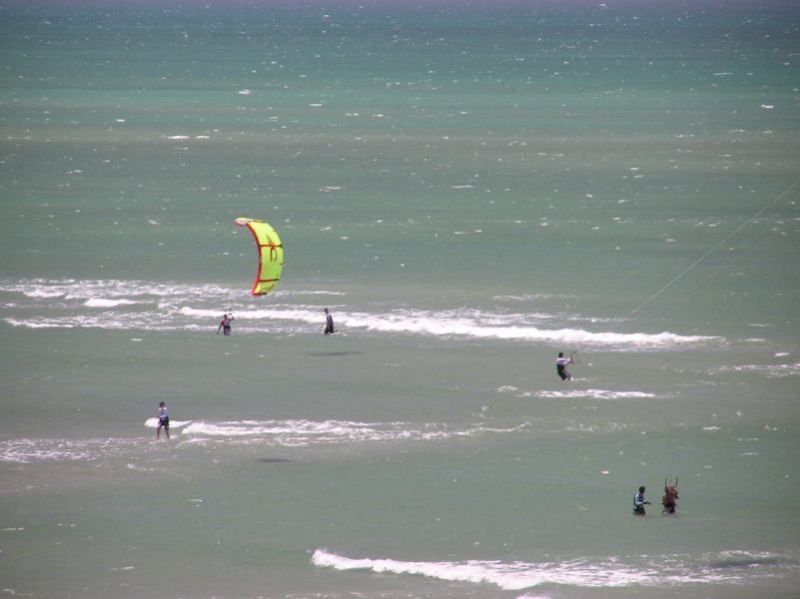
xmin=1 ymin=2 xmax=799 ymax=598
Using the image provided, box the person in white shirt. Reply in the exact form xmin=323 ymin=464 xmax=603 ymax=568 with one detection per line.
xmin=633 ymin=486 xmax=650 ymax=516
xmin=556 ymin=352 xmax=573 ymax=381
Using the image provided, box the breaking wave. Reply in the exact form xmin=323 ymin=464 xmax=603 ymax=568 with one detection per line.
xmin=0 ymin=419 xmax=526 ymax=463
xmin=1 ymin=278 xmax=720 ymax=350
xmin=312 ymin=548 xmax=797 ymax=591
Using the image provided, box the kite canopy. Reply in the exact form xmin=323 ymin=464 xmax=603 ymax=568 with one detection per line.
xmin=235 ymin=217 xmax=283 ymax=295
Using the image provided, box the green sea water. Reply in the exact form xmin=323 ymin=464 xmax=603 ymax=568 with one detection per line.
xmin=1 ymin=2 xmax=799 ymax=598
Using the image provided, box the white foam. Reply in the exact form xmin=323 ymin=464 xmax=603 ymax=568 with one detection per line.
xmin=311 ymin=549 xmax=757 ymax=590
xmin=497 ymin=385 xmax=519 ymax=393
xmin=493 ymin=293 xmax=560 ymax=302
xmin=711 ymin=363 xmax=800 ymax=378
xmin=143 ymin=418 xmax=191 ymax=430
xmin=337 ymin=311 xmax=714 ymax=349
xmin=176 ymin=419 xmax=488 ymax=446
xmin=84 ymin=298 xmax=142 ymax=308
xmin=0 ymin=278 xmax=720 ymax=350
xmin=0 ymin=437 xmax=140 ymax=464
xmin=4 ymin=319 xmax=75 ymax=329
xmin=534 ymin=389 xmax=656 ymax=400
xmin=178 ymin=306 xmax=234 ymax=318
xmin=22 ymin=288 xmax=65 ymax=298
xmin=0 ymin=278 xmax=233 ymax=301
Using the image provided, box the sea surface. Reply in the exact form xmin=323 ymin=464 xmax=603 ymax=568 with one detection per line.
xmin=1 ymin=2 xmax=799 ymax=598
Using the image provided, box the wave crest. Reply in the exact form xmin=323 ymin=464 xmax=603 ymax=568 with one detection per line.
xmin=311 ymin=549 xmax=792 ymax=590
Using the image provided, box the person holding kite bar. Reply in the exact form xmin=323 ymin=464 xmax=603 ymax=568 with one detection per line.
xmin=556 ymin=351 xmax=575 ymax=381
xmin=217 ymin=313 xmax=234 ymax=336
xmin=323 ymin=308 xmax=335 ymax=335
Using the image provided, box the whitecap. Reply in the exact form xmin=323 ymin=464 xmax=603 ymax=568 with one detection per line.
xmin=710 ymin=363 xmax=800 ymax=378
xmin=497 ymin=385 xmax=518 ymax=393
xmin=0 ymin=437 xmax=141 ymax=464
xmin=339 ymin=312 xmax=716 ymax=349
xmin=0 ymin=278 xmax=720 ymax=350
xmin=534 ymin=389 xmax=656 ymax=400
xmin=178 ymin=419 xmax=470 ymax=445
xmin=22 ymin=288 xmax=65 ymax=299
xmin=143 ymin=418 xmax=191 ymax=430
xmin=84 ymin=298 xmax=141 ymax=308
xmin=4 ymin=319 xmax=75 ymax=329
xmin=152 ymin=418 xmax=530 ymax=448
xmin=311 ymin=549 xmax=765 ymax=590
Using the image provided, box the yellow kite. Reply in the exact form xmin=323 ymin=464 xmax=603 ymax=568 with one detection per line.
xmin=235 ymin=217 xmax=283 ymax=295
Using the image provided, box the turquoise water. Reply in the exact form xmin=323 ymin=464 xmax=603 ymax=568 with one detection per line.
xmin=1 ymin=2 xmax=799 ymax=597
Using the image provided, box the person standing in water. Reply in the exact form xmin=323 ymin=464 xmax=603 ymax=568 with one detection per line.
xmin=217 ymin=313 xmax=234 ymax=336
xmin=156 ymin=401 xmax=170 ymax=440
xmin=633 ymin=486 xmax=650 ymax=516
xmin=662 ymin=480 xmax=679 ymax=515
xmin=556 ymin=351 xmax=573 ymax=381
xmin=323 ymin=308 xmax=335 ymax=335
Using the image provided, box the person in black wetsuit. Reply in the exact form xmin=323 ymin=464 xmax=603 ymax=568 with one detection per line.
xmin=156 ymin=401 xmax=170 ymax=440
xmin=323 ymin=308 xmax=335 ymax=335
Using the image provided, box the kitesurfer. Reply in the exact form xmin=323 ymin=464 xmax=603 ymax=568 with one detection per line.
xmin=324 ymin=308 xmax=335 ymax=335
xmin=662 ymin=480 xmax=679 ymax=515
xmin=556 ymin=351 xmax=573 ymax=381
xmin=633 ymin=486 xmax=650 ymax=516
xmin=217 ymin=313 xmax=234 ymax=336
xmin=156 ymin=401 xmax=170 ymax=440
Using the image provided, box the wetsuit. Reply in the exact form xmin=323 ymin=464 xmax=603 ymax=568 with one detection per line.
xmin=324 ymin=312 xmax=335 ymax=335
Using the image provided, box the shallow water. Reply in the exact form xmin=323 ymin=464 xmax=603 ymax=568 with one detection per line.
xmin=1 ymin=2 xmax=799 ymax=598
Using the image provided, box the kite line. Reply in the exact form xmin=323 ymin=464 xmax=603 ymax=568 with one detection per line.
xmin=620 ymin=176 xmax=800 ymax=324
